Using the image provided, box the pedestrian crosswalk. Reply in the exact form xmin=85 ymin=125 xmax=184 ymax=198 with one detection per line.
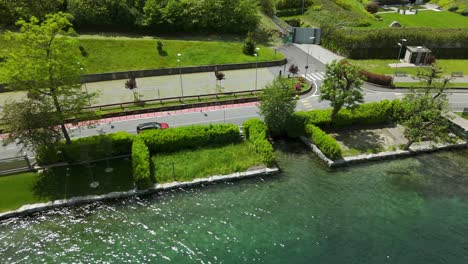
xmin=301 ymin=72 xmax=326 ymax=82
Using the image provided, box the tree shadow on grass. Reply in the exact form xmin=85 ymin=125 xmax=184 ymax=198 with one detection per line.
xmin=32 ymin=158 xmax=134 ymax=200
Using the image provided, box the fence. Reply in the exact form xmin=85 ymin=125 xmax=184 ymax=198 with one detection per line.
xmin=0 ymin=156 xmax=34 ymax=176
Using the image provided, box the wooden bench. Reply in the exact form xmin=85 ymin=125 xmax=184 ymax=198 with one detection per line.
xmin=395 ymin=71 xmax=407 ymax=77
xmin=451 ymin=72 xmax=464 ymax=77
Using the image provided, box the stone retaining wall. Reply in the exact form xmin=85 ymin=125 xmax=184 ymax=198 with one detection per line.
xmin=0 ymin=167 xmax=279 ymax=221
xmin=300 ymin=136 xmax=467 ymax=168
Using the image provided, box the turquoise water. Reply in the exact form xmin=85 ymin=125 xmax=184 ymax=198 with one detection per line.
xmin=1 ymin=142 xmax=468 ymax=263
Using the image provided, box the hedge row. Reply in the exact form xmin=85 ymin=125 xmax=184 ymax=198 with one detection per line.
xmin=132 ymin=138 xmax=152 ymax=190
xmin=341 ymin=60 xmax=394 ymax=87
xmin=242 ymin=119 xmax=275 ymax=166
xmin=360 ymin=69 xmax=394 ymax=86
xmin=36 ymin=132 xmax=135 ymax=165
xmin=286 ymin=100 xmax=399 ymax=137
xmin=139 ymin=124 xmax=241 ymax=154
xmin=305 ymin=124 xmax=342 ymax=160
xmin=323 ymin=28 xmax=468 ymax=59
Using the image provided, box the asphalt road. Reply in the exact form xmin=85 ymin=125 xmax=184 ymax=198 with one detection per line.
xmin=1 ymin=45 xmax=467 ymax=159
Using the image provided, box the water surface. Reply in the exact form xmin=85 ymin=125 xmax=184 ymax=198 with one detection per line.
xmin=1 ymin=142 xmax=468 ymax=263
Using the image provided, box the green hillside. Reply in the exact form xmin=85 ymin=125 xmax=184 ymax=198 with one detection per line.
xmin=431 ymin=0 xmax=468 ymax=16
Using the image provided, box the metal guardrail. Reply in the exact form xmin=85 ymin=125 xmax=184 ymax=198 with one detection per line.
xmin=272 ymin=16 xmax=294 ymax=33
xmin=84 ymin=89 xmax=259 ymax=112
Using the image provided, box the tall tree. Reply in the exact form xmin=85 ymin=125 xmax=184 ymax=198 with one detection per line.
xmin=397 ymin=64 xmax=454 ymax=150
xmin=0 ymin=12 xmax=96 ymax=144
xmin=259 ymin=76 xmax=297 ymax=135
xmin=319 ymin=60 xmax=364 ymax=122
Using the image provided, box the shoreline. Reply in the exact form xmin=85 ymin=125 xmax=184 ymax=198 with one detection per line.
xmin=0 ymin=166 xmax=279 ymax=221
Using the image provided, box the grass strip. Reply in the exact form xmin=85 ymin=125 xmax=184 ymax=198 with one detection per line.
xmin=394 ymin=82 xmax=468 ymax=88
xmin=152 ymin=141 xmax=264 ymax=183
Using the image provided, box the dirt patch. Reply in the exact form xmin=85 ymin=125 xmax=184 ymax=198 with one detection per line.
xmin=328 ymin=124 xmax=409 ymax=156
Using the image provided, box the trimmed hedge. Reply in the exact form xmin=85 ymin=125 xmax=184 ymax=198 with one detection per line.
xmin=242 ymin=119 xmax=275 ymax=166
xmin=305 ymin=124 xmax=342 ymax=160
xmin=36 ymin=132 xmax=135 ymax=165
xmin=139 ymin=124 xmax=241 ymax=153
xmin=360 ymin=69 xmax=394 ymax=87
xmin=341 ymin=60 xmax=393 ymax=86
xmin=295 ymin=100 xmax=397 ymax=128
xmin=285 ymin=100 xmax=399 ymax=139
xmin=324 ymin=28 xmax=468 ymax=59
xmin=132 ymin=138 xmax=152 ymax=190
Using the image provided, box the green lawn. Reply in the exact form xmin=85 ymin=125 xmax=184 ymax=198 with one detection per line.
xmin=366 ymin=10 xmax=468 ymax=29
xmin=0 ymin=157 xmax=134 ymax=212
xmin=347 ymin=59 xmax=468 ymax=76
xmin=152 ymin=141 xmax=264 ymax=183
xmin=455 ymin=112 xmax=468 ymax=119
xmin=0 ymin=35 xmax=283 ymax=79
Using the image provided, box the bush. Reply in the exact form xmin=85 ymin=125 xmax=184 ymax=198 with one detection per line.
xmin=243 ymin=32 xmax=256 ymax=55
xmin=140 ymin=124 xmax=241 ymax=153
xmin=305 ymin=124 xmax=342 ymax=160
xmin=276 ymin=8 xmax=303 ymax=17
xmin=365 ymin=2 xmax=379 ymax=14
xmin=132 ymin=138 xmax=152 ymax=189
xmin=242 ymin=119 xmax=275 ymax=165
xmin=35 ymin=132 xmax=135 ymax=165
xmin=276 ymin=0 xmax=312 ymax=9
xmin=79 ymin=45 xmax=89 ymax=57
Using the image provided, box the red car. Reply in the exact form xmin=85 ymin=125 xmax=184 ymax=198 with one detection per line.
xmin=136 ymin=122 xmax=169 ymax=134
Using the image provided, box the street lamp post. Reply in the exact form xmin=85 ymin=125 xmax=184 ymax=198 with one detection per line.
xmin=254 ymin=47 xmax=260 ymax=92
xmin=394 ymin=38 xmax=407 ymax=76
xmin=177 ymin=53 xmax=184 ymax=101
xmin=79 ymin=66 xmax=91 ymax=106
xmin=305 ymin=37 xmax=315 ymax=76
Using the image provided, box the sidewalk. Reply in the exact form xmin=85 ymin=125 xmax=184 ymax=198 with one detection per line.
xmin=0 ymin=67 xmax=282 ymax=107
xmin=293 ymin=43 xmax=345 ymax=65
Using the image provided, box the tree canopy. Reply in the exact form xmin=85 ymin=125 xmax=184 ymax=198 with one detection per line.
xmin=1 ymin=13 xmax=96 ymax=146
xmin=319 ymin=60 xmax=364 ymax=122
xmin=397 ymin=64 xmax=455 ymax=150
xmin=259 ymin=76 xmax=297 ymax=135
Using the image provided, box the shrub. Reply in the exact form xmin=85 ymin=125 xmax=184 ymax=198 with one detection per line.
xmin=157 ymin=41 xmax=163 ymax=51
xmin=132 ymin=138 xmax=152 ymax=189
xmin=305 ymin=124 xmax=342 ymax=160
xmin=35 ymin=132 xmax=135 ymax=165
xmin=243 ymin=32 xmax=256 ymax=55
xmin=365 ymin=2 xmax=379 ymax=14
xmin=140 ymin=124 xmax=241 ymax=153
xmin=79 ymin=45 xmax=88 ymax=57
xmin=242 ymin=119 xmax=275 ymax=165
xmin=276 ymin=8 xmax=303 ymax=17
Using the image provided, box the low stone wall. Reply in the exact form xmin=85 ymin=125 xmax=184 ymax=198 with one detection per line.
xmin=300 ymin=136 xmax=467 ymax=168
xmin=0 ymin=166 xmax=279 ymax=221
xmin=82 ymin=59 xmax=287 ymax=83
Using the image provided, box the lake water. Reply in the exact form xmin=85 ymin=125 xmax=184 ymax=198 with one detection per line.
xmin=1 ymin=141 xmax=468 ymax=263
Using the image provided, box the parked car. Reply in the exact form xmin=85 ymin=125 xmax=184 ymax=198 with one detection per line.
xmin=136 ymin=122 xmax=169 ymax=133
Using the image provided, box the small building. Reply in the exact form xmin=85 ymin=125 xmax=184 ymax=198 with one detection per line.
xmin=403 ymin=46 xmax=432 ymax=65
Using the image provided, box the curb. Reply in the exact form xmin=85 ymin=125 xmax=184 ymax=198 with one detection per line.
xmin=0 ymin=166 xmax=280 ymax=221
